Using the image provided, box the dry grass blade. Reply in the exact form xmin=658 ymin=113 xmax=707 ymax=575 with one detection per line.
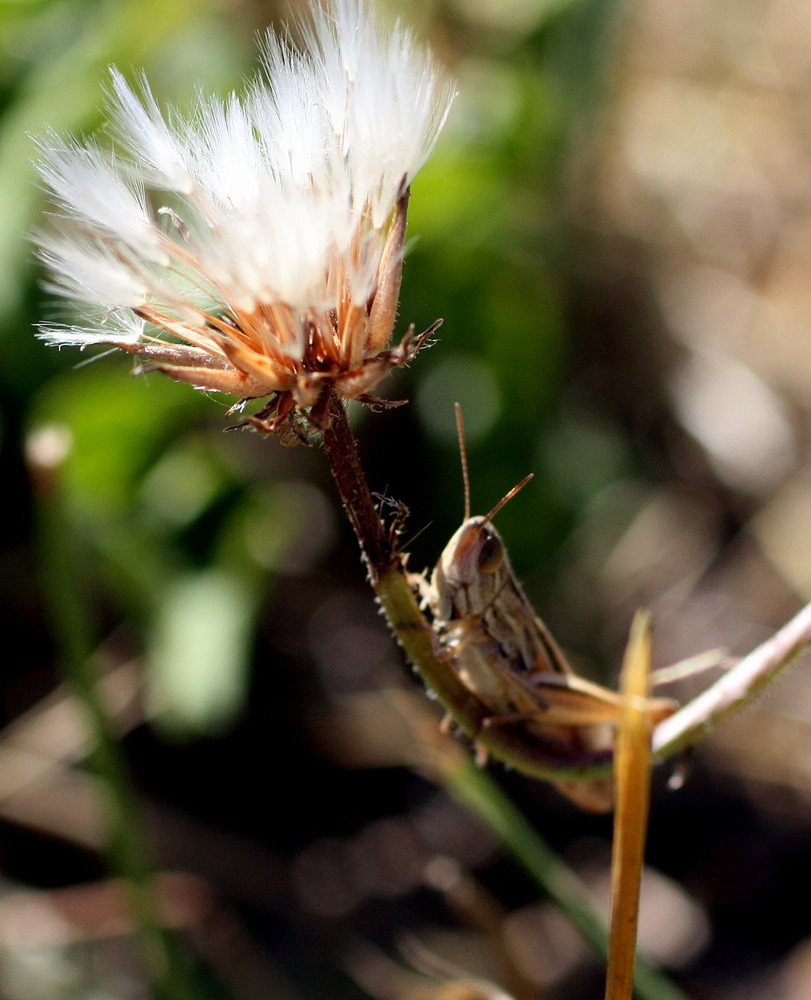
xmin=605 ymin=610 xmax=654 ymax=1000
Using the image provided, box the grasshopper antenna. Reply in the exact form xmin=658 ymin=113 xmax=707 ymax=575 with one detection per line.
xmin=454 ymin=403 xmax=472 ymax=521
xmin=483 ymin=473 xmax=534 ymax=525
xmin=455 ymin=403 xmax=534 ymax=525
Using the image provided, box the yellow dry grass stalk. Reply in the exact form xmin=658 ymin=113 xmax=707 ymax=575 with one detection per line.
xmin=605 ymin=610 xmax=655 ymax=1000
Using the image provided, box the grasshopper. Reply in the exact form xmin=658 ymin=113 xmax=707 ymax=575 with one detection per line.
xmin=426 ymin=407 xmax=676 ymax=812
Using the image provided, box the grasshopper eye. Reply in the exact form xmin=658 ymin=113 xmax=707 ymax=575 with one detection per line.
xmin=477 ymin=526 xmax=504 ymax=573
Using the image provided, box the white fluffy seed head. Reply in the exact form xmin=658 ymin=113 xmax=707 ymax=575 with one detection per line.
xmin=34 ymin=0 xmax=453 ymax=416
xmin=106 ymin=68 xmax=195 ymax=194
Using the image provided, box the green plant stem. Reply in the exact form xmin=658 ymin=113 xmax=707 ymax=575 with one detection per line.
xmin=321 ymin=397 xmax=685 ymax=1000
xmin=322 ymin=395 xmax=612 ymax=785
xmin=30 ymin=431 xmax=195 ymax=1000
xmin=321 ymin=396 xmax=811 ymax=999
xmin=325 ymin=395 xmax=811 ymax=781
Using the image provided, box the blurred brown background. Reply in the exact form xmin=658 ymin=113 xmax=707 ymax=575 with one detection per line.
xmin=3 ymin=0 xmax=811 ymax=997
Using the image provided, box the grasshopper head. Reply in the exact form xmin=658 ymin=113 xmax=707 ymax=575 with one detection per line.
xmin=445 ymin=516 xmax=506 ymax=580
xmin=430 ymin=515 xmax=509 ymax=622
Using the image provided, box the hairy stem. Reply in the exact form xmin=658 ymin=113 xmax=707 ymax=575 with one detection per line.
xmin=321 ymin=395 xmax=613 ymax=782
xmin=322 ymin=394 xmax=393 ymax=578
xmin=321 ymin=399 xmax=685 ymax=1000
xmin=323 ymin=394 xmax=811 ymax=783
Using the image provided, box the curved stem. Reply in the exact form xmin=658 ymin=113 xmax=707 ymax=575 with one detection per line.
xmin=321 ymin=399 xmax=685 ymax=999
xmin=322 ymin=394 xmax=811 ymax=787
xmin=321 ymin=395 xmax=613 ymax=783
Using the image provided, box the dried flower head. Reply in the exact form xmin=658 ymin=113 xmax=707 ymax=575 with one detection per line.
xmin=35 ymin=0 xmax=453 ymax=435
